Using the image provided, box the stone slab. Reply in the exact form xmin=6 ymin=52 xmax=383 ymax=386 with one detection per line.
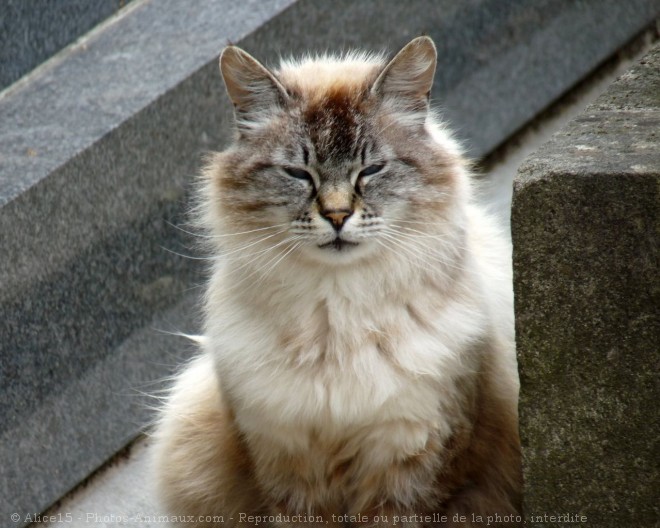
xmin=0 ymin=0 xmax=135 ymax=91
xmin=0 ymin=0 xmax=295 ymax=299
xmin=31 ymin=438 xmax=165 ymax=528
xmin=2 ymin=295 xmax=199 ymax=526
xmin=512 ymin=44 xmax=659 ymax=526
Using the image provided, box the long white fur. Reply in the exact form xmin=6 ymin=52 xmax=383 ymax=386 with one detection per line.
xmin=198 ymin=122 xmax=514 ymax=463
xmin=154 ymin=40 xmax=518 ymax=523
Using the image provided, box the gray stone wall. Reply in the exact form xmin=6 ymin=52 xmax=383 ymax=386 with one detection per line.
xmin=512 ymin=44 xmax=659 ymax=527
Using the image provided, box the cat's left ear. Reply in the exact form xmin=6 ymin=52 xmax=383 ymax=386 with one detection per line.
xmin=371 ymin=36 xmax=437 ymax=114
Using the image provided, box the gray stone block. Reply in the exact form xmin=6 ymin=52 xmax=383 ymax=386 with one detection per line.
xmin=0 ymin=0 xmax=134 ymax=91
xmin=512 ymin=44 xmax=659 ymax=526
xmin=1 ymin=294 xmax=200 ymax=525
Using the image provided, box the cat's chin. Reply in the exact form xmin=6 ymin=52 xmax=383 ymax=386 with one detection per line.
xmin=302 ymin=238 xmax=377 ymax=266
xmin=317 ymin=238 xmax=359 ymax=251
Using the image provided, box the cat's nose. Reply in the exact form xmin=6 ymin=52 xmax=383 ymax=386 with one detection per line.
xmin=321 ymin=208 xmax=353 ymax=231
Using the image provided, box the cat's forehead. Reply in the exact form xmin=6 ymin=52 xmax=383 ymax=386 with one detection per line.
xmin=276 ymin=56 xmax=383 ymax=100
xmin=276 ymin=58 xmax=384 ymax=163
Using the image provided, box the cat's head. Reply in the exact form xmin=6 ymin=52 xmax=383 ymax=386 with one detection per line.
xmin=204 ymin=37 xmax=467 ymax=267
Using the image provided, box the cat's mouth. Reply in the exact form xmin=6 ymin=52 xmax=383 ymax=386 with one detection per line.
xmin=318 ymin=238 xmax=359 ymax=251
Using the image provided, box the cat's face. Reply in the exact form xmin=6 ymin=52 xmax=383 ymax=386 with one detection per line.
xmin=209 ymin=38 xmax=461 ymax=266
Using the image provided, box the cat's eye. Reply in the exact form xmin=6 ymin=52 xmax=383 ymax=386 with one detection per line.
xmin=283 ymin=167 xmax=313 ymax=182
xmin=359 ymin=164 xmax=385 ymax=178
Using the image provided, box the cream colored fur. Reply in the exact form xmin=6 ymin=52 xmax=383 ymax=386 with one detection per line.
xmin=152 ymin=37 xmax=521 ymax=527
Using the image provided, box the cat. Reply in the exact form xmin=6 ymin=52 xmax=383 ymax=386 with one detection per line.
xmin=152 ymin=36 xmax=522 ymax=527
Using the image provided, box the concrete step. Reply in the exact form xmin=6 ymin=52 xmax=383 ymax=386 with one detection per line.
xmin=0 ymin=0 xmax=136 ymax=91
xmin=1 ymin=0 xmax=658 ymax=522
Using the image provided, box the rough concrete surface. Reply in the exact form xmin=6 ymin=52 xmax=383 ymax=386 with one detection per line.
xmin=512 ymin=44 xmax=659 ymax=526
xmin=34 ymin=438 xmax=165 ymax=528
xmin=0 ymin=0 xmax=135 ymax=91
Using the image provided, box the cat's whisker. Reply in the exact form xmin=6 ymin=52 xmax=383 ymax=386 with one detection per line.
xmin=386 ymin=223 xmax=468 ymax=251
xmin=220 ymin=236 xmax=305 ymax=294
xmin=165 ymin=219 xmax=201 ymax=237
xmin=379 ymin=232 xmax=448 ymax=277
xmin=228 ymin=246 xmax=298 ymax=296
xmin=252 ymin=240 xmax=304 ymax=289
xmin=216 ymin=228 xmax=290 ymax=258
xmin=389 ymin=223 xmax=451 ymax=239
xmin=213 ymin=223 xmax=290 ymax=238
xmin=380 ymin=229 xmax=464 ymax=279
xmin=386 ymin=233 xmax=467 ymax=278
xmin=178 ymin=282 xmax=206 ymax=295
xmin=374 ymin=236 xmax=427 ymax=275
xmin=390 ymin=219 xmax=448 ymax=226
xmin=217 ymin=233 xmax=294 ymax=265
xmin=159 ymin=246 xmax=218 ymax=261
xmin=166 ymin=219 xmax=289 ymax=239
xmin=159 ymin=228 xmax=291 ymax=263
xmin=385 ymin=226 xmax=469 ymax=255
xmin=209 ymin=244 xmax=280 ymax=268
xmin=220 ymin=239 xmax=297 ymax=285
xmin=248 ymin=235 xmax=304 ymax=265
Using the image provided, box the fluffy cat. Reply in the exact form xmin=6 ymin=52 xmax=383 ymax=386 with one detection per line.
xmin=152 ymin=37 xmax=522 ymax=527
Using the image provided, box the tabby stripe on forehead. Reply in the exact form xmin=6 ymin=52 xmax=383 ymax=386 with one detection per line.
xmin=303 ymin=146 xmax=309 ymax=166
xmin=249 ymin=161 xmax=273 ymax=174
xmin=360 ymin=143 xmax=368 ymax=166
xmin=348 ymin=123 xmax=364 ymax=160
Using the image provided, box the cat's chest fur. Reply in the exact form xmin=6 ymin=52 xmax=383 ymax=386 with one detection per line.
xmin=208 ymin=266 xmax=485 ymax=452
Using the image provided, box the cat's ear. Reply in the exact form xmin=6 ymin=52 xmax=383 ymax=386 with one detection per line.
xmin=219 ymin=46 xmax=289 ymax=127
xmin=371 ymin=36 xmax=437 ymax=114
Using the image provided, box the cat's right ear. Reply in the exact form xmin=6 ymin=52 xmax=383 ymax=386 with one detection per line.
xmin=219 ymin=46 xmax=289 ymax=128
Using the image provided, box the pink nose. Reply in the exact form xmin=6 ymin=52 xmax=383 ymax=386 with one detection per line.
xmin=322 ymin=209 xmax=352 ymax=230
